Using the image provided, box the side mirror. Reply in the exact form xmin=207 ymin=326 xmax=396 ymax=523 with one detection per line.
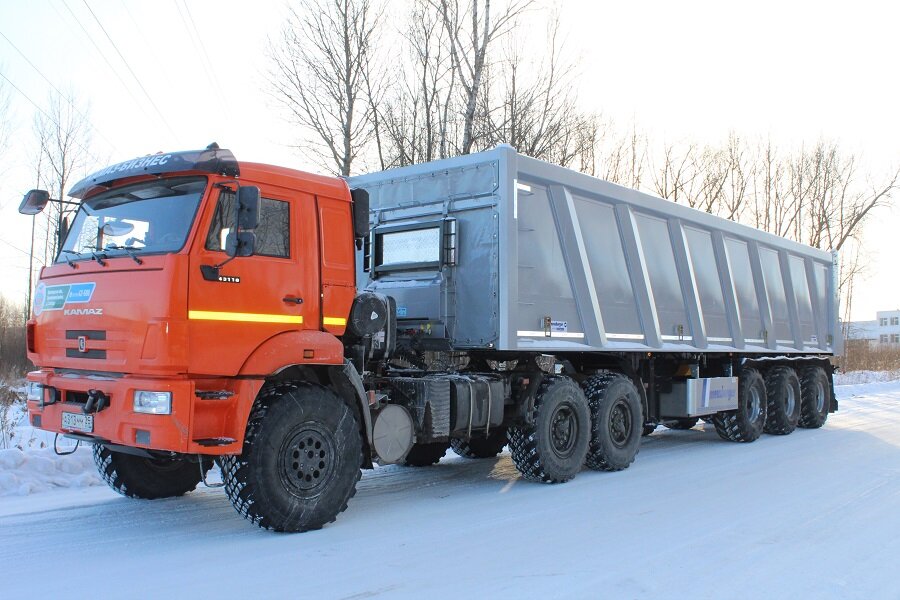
xmin=19 ymin=189 xmax=50 ymax=215
xmin=237 ymin=186 xmax=260 ymax=230
xmin=225 ymin=230 xmax=256 ymax=257
xmin=350 ymin=188 xmax=369 ymax=239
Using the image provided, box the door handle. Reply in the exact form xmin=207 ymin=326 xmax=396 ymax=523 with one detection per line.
xmin=283 ymin=296 xmax=304 ymax=305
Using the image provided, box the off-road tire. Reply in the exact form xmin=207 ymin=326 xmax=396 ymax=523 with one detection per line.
xmin=712 ymin=368 xmax=767 ymax=442
xmin=583 ymin=373 xmax=642 ymax=471
xmin=642 ymin=423 xmax=657 ymax=436
xmin=508 ymin=376 xmax=590 ymax=483
xmin=798 ymin=366 xmax=831 ymax=429
xmin=764 ymin=367 xmax=802 ymax=435
xmin=93 ymin=444 xmax=207 ymax=499
xmin=664 ymin=418 xmax=699 ymax=430
xmin=403 ymin=442 xmax=449 ymax=466
xmin=220 ymin=381 xmax=363 ymax=532
xmin=450 ymin=428 xmax=508 ymax=459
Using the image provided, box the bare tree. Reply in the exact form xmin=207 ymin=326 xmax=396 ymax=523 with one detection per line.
xmin=270 ymin=0 xmax=382 ymax=176
xmin=431 ymin=0 xmax=533 ymax=155
xmin=34 ymin=90 xmax=93 ymax=264
xmin=489 ymin=14 xmax=598 ymax=168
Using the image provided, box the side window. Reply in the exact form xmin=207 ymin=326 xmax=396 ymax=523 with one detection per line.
xmin=206 ymin=190 xmax=290 ymax=258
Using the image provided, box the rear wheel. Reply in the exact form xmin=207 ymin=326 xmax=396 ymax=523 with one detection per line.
xmin=220 ymin=381 xmax=363 ymax=532
xmin=712 ymin=368 xmax=767 ymax=442
xmin=508 ymin=376 xmax=590 ymax=483
xmin=798 ymin=366 xmax=831 ymax=429
xmin=583 ymin=373 xmax=642 ymax=471
xmin=93 ymin=444 xmax=207 ymax=499
xmin=450 ymin=428 xmax=507 ymax=459
xmin=664 ymin=417 xmax=699 ymax=430
xmin=764 ymin=367 xmax=802 ymax=435
xmin=403 ymin=442 xmax=449 ymax=466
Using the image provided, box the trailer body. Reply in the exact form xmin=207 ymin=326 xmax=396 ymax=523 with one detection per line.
xmin=350 ymin=145 xmax=840 ymax=357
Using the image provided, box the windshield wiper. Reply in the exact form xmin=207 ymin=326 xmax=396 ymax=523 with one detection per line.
xmin=90 ymin=250 xmax=108 ymax=266
xmin=104 ymin=243 xmax=144 ymax=265
xmin=59 ymin=249 xmax=80 ymax=269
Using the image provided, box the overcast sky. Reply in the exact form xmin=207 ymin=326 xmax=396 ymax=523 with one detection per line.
xmin=0 ymin=0 xmax=897 ymax=321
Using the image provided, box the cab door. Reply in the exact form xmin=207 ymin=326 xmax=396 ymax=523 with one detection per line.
xmin=187 ymin=183 xmax=319 ymax=375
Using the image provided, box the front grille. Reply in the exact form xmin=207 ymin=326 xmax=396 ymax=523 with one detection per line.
xmin=65 ymin=330 xmax=107 ymax=359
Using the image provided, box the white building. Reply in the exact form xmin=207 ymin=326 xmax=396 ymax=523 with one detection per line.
xmin=874 ymin=310 xmax=900 ymax=345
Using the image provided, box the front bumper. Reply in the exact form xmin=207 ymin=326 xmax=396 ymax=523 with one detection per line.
xmin=26 ymin=369 xmax=261 ymax=455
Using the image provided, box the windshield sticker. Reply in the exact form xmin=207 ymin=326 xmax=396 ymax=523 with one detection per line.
xmin=33 ymin=282 xmax=96 ymax=315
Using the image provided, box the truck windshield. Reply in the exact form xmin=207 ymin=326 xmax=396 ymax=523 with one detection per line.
xmin=57 ymin=176 xmax=206 ymax=263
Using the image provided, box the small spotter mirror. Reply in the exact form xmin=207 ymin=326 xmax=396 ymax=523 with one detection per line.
xmin=237 ymin=186 xmax=260 ymax=230
xmin=19 ymin=189 xmax=50 ymax=215
xmin=225 ymin=230 xmax=256 ymax=257
xmin=101 ymin=220 xmax=135 ymax=237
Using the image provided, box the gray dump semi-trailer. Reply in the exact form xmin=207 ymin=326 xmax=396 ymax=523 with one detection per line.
xmin=348 ymin=144 xmax=837 ymax=482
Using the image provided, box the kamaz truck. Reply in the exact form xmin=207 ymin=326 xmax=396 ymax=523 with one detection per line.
xmin=21 ymin=144 xmax=839 ymax=532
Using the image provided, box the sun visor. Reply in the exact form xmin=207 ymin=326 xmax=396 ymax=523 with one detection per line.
xmin=69 ymin=146 xmax=240 ymax=199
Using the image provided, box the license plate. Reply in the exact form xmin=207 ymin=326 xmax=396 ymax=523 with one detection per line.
xmin=61 ymin=412 xmax=94 ymax=433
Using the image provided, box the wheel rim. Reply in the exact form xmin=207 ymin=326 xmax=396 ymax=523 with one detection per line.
xmin=747 ymin=386 xmax=762 ymax=422
xmin=608 ymin=398 xmax=633 ymax=448
xmin=549 ymin=403 xmax=579 ymax=458
xmin=279 ymin=424 xmax=337 ymax=495
xmin=785 ymin=383 xmax=797 ymax=416
xmin=815 ymin=381 xmax=826 ymax=413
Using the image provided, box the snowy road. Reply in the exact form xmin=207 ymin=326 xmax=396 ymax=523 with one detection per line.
xmin=2 ymin=380 xmax=899 ymax=599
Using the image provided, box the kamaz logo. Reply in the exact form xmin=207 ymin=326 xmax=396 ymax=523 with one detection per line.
xmin=64 ymin=308 xmax=103 ymax=316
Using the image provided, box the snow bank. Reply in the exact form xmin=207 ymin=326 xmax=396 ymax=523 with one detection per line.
xmin=834 ymin=369 xmax=900 ymax=386
xmin=0 ymin=447 xmax=101 ymax=497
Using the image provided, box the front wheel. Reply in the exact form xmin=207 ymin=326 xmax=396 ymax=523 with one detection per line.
xmin=220 ymin=381 xmax=363 ymax=532
xmin=93 ymin=444 xmax=207 ymax=499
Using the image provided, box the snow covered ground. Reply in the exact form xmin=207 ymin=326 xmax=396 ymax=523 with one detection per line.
xmin=1 ymin=376 xmax=898 ymax=599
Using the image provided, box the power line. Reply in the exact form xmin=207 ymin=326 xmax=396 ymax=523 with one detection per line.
xmin=0 ymin=28 xmax=122 ymax=156
xmin=57 ymin=0 xmax=159 ymax=130
xmin=176 ymin=0 xmax=231 ymax=121
xmin=80 ymin=0 xmax=181 ymax=144
xmin=0 ymin=236 xmax=33 ymax=259
xmin=0 ymin=68 xmax=106 ymax=167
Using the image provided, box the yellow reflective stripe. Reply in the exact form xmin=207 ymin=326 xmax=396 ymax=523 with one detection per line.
xmin=188 ymin=310 xmax=303 ymax=324
xmin=323 ymin=317 xmax=347 ymax=326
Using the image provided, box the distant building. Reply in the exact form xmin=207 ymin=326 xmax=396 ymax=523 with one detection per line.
xmin=846 ymin=310 xmax=900 ymax=346
xmin=874 ymin=310 xmax=900 ymax=345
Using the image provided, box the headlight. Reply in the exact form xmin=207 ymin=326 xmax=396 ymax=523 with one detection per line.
xmin=26 ymin=382 xmax=43 ymax=402
xmin=133 ymin=391 xmax=172 ymax=415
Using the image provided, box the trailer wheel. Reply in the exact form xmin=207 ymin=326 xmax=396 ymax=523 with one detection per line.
xmin=664 ymin=418 xmax=699 ymax=430
xmin=403 ymin=442 xmax=449 ymax=466
xmin=764 ymin=367 xmax=802 ymax=435
xmin=712 ymin=368 xmax=767 ymax=442
xmin=582 ymin=373 xmax=642 ymax=471
xmin=508 ymin=376 xmax=590 ymax=483
xmin=92 ymin=444 xmax=208 ymax=499
xmin=220 ymin=381 xmax=363 ymax=532
xmin=450 ymin=428 xmax=508 ymax=459
xmin=798 ymin=366 xmax=831 ymax=429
